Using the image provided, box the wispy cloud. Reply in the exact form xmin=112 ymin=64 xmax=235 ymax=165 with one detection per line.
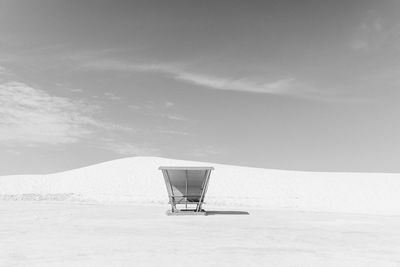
xmin=83 ymin=60 xmax=320 ymax=98
xmin=103 ymin=92 xmax=121 ymax=100
xmin=0 ymin=81 xmax=132 ymax=146
xmin=69 ymin=88 xmax=84 ymax=93
xmin=158 ymin=129 xmax=189 ymax=136
xmin=350 ymin=14 xmax=400 ymax=53
xmin=160 ymin=113 xmax=187 ymax=121
xmin=128 ymin=101 xmax=188 ymax=121
xmin=164 ymin=101 xmax=175 ymax=108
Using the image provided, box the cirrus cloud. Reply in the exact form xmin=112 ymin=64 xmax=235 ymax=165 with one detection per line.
xmin=0 ymin=81 xmax=132 ymax=146
xmin=82 ymin=60 xmax=321 ymax=98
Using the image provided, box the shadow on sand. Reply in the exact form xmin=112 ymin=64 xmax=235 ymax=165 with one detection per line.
xmin=206 ymin=211 xmax=250 ymax=216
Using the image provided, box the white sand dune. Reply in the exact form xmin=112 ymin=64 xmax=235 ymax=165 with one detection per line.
xmin=1 ymin=156 xmax=400 ymax=215
xmin=2 ymin=157 xmax=400 ymax=266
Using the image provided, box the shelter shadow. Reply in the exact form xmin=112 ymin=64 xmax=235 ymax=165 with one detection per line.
xmin=206 ymin=210 xmax=250 ymax=215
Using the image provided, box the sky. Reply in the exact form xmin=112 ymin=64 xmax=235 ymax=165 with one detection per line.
xmin=1 ymin=0 xmax=400 ymax=174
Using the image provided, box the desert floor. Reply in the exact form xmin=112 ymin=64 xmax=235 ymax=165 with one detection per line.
xmin=1 ymin=201 xmax=400 ymax=267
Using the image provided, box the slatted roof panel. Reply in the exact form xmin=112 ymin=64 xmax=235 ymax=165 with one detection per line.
xmin=159 ymin=166 xmax=215 ymax=170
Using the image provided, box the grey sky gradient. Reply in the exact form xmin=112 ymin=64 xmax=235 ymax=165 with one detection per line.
xmin=1 ymin=0 xmax=400 ymax=174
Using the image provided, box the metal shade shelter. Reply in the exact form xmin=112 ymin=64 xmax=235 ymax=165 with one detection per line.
xmin=159 ymin=166 xmax=214 ymax=215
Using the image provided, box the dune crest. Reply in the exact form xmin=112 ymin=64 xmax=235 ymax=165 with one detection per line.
xmin=1 ymin=156 xmax=400 ymax=215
